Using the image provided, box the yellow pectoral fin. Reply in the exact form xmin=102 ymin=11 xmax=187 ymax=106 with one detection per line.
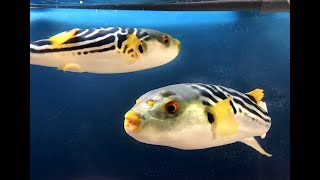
xmin=58 ymin=63 xmax=83 ymax=72
xmin=245 ymin=88 xmax=264 ymax=104
xmin=49 ymin=28 xmax=80 ymax=48
xmin=209 ymin=97 xmax=238 ymax=137
xmin=123 ymin=34 xmax=143 ymax=64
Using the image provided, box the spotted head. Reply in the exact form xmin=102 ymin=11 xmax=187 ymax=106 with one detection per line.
xmin=123 ymin=84 xmax=207 ymax=149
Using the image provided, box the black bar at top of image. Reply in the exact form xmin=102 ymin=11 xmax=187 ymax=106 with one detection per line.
xmin=30 ymin=0 xmax=290 ymax=12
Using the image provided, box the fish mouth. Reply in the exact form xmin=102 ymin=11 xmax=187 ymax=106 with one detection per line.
xmin=124 ymin=110 xmax=142 ymax=133
xmin=174 ymin=38 xmax=181 ymax=51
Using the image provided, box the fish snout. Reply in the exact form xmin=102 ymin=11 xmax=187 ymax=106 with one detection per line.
xmin=124 ymin=110 xmax=142 ymax=133
xmin=174 ymin=38 xmax=180 ymax=50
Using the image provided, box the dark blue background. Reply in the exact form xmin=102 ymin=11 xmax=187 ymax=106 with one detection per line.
xmin=30 ymin=9 xmax=290 ymax=180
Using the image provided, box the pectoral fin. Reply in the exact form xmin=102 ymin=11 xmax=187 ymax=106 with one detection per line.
xmin=122 ymin=34 xmax=143 ymax=64
xmin=49 ymin=28 xmax=80 ymax=48
xmin=208 ymin=97 xmax=238 ymax=137
xmin=239 ymin=137 xmax=272 ymax=157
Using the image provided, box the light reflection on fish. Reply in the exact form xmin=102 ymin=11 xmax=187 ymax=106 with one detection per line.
xmin=124 ymin=83 xmax=272 ymax=157
xmin=30 ymin=27 xmax=181 ymax=74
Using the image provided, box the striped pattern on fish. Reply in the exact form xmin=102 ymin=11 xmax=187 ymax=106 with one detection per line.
xmin=30 ymin=27 xmax=181 ymax=74
xmin=188 ymin=83 xmax=271 ymax=124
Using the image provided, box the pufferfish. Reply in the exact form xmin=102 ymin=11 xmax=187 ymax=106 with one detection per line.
xmin=124 ymin=83 xmax=272 ymax=157
xmin=30 ymin=27 xmax=181 ymax=74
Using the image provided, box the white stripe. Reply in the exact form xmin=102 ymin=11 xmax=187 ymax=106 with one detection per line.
xmin=133 ymin=28 xmax=138 ymax=35
xmin=84 ymin=29 xmax=101 ymax=38
xmin=30 ymin=44 xmax=38 ymax=49
xmin=140 ymin=35 xmax=150 ymax=41
xmin=75 ymin=29 xmax=89 ymax=37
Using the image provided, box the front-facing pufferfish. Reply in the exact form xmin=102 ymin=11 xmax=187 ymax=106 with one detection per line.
xmin=30 ymin=27 xmax=181 ymax=74
xmin=124 ymin=83 xmax=273 ymax=157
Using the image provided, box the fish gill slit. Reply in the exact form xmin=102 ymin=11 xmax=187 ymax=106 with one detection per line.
xmin=207 ymin=112 xmax=214 ymax=124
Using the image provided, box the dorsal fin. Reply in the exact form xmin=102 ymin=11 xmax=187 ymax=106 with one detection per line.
xmin=245 ymin=89 xmax=264 ymax=104
xmin=49 ymin=28 xmax=80 ymax=48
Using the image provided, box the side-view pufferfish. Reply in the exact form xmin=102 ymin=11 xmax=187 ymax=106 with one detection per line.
xmin=124 ymin=83 xmax=273 ymax=157
xmin=30 ymin=27 xmax=181 ymax=74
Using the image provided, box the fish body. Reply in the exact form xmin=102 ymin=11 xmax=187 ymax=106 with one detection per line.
xmin=124 ymin=83 xmax=272 ymax=157
xmin=30 ymin=27 xmax=180 ymax=74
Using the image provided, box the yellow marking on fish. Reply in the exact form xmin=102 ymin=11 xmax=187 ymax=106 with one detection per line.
xmin=123 ymin=34 xmax=143 ymax=64
xmin=209 ymin=97 xmax=238 ymax=137
xmin=136 ymin=99 xmax=141 ymax=104
xmin=58 ymin=63 xmax=83 ymax=72
xmin=246 ymin=89 xmax=264 ymax=104
xmin=147 ymin=100 xmax=155 ymax=107
xmin=49 ymin=28 xmax=80 ymax=48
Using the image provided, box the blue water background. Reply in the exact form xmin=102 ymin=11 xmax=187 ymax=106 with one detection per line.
xmin=30 ymin=8 xmax=290 ymax=180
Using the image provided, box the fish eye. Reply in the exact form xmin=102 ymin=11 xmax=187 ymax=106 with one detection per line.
xmin=162 ymin=35 xmax=170 ymax=44
xmin=164 ymin=101 xmax=179 ymax=114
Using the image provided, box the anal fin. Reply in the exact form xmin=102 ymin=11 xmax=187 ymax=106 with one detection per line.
xmin=260 ymin=133 xmax=266 ymax=139
xmin=58 ymin=63 xmax=83 ymax=72
xmin=239 ymin=137 xmax=272 ymax=157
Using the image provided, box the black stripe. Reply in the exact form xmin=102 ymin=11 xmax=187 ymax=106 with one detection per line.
xmin=30 ymin=35 xmax=116 ymax=53
xmin=160 ymin=90 xmax=176 ymax=98
xmin=88 ymin=45 xmax=116 ymax=53
xmin=245 ymin=94 xmax=257 ymax=103
xmin=63 ymin=28 xmax=119 ymax=44
xmin=138 ymin=45 xmax=144 ymax=53
xmin=127 ymin=28 xmax=135 ymax=34
xmin=198 ymin=84 xmax=237 ymax=114
xmin=123 ymin=45 xmax=128 ymax=53
xmin=233 ymin=98 xmax=270 ymax=122
xmin=136 ymin=29 xmax=149 ymax=39
xmin=202 ymin=100 xmax=212 ymax=106
xmin=190 ymin=85 xmax=218 ymax=103
xmin=230 ymin=100 xmax=237 ymax=114
xmin=127 ymin=49 xmax=134 ymax=53
xmin=117 ymin=34 xmax=127 ymax=49
xmin=207 ymin=112 xmax=214 ymax=124
xmin=199 ymin=84 xmax=227 ymax=100
xmin=217 ymin=85 xmax=269 ymax=116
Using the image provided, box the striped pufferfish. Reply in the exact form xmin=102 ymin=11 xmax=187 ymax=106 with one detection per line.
xmin=30 ymin=27 xmax=181 ymax=74
xmin=124 ymin=83 xmax=273 ymax=157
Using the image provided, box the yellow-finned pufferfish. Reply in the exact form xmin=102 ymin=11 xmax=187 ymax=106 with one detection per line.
xmin=124 ymin=83 xmax=273 ymax=157
xmin=30 ymin=27 xmax=181 ymax=74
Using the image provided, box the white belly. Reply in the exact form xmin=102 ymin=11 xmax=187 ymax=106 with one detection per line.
xmin=30 ymin=50 xmax=166 ymax=74
xmin=129 ymin=114 xmax=269 ymax=150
